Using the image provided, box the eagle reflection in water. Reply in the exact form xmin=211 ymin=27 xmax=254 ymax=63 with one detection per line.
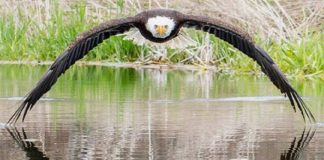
xmin=5 ymin=126 xmax=316 ymax=160
xmin=280 ymin=127 xmax=316 ymax=160
xmin=6 ymin=127 xmax=48 ymax=160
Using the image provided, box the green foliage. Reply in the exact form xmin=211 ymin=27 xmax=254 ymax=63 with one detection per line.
xmin=208 ymin=32 xmax=324 ymax=78
xmin=0 ymin=2 xmax=144 ymax=62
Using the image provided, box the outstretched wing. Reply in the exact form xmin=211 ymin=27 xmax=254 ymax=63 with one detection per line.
xmin=181 ymin=15 xmax=315 ymax=122
xmin=8 ymin=17 xmax=139 ymax=123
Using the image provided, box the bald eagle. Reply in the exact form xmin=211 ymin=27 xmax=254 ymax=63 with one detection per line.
xmin=8 ymin=9 xmax=315 ymax=123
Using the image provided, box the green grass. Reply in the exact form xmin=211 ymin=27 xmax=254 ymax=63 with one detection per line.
xmin=0 ymin=1 xmax=323 ymax=79
xmin=210 ymin=32 xmax=324 ymax=78
xmin=0 ymin=2 xmax=144 ymax=61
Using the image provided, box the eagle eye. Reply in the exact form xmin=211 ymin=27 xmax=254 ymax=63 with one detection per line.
xmin=154 ymin=25 xmax=158 ymax=28
xmin=164 ymin=25 xmax=168 ymax=29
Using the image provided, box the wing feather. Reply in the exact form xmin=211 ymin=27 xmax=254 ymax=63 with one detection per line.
xmin=182 ymin=15 xmax=315 ymax=122
xmin=8 ymin=17 xmax=138 ymax=123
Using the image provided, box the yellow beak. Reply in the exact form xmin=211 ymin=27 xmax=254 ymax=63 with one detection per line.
xmin=156 ymin=25 xmax=166 ymax=36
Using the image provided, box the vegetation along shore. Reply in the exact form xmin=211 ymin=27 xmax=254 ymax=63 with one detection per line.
xmin=0 ymin=0 xmax=323 ymax=79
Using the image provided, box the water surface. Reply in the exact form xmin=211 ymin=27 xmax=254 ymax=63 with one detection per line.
xmin=0 ymin=65 xmax=323 ymax=159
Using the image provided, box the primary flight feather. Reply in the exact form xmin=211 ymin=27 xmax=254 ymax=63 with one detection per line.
xmin=8 ymin=9 xmax=315 ymax=123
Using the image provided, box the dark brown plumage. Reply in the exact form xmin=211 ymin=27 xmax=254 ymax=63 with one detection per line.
xmin=8 ymin=9 xmax=315 ymax=123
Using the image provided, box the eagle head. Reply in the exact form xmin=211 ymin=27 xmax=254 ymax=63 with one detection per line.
xmin=145 ymin=16 xmax=176 ymax=39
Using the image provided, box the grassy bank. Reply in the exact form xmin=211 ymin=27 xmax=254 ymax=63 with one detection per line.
xmin=0 ymin=0 xmax=323 ymax=78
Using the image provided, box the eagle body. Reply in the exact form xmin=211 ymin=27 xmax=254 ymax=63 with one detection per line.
xmin=8 ymin=9 xmax=315 ymax=123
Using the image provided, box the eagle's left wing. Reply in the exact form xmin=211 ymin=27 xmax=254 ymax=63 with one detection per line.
xmin=181 ymin=14 xmax=315 ymax=122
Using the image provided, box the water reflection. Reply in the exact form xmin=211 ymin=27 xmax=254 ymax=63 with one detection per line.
xmin=6 ymin=127 xmax=48 ymax=160
xmin=2 ymin=125 xmax=318 ymax=160
xmin=280 ymin=127 xmax=316 ymax=160
xmin=0 ymin=65 xmax=323 ymax=159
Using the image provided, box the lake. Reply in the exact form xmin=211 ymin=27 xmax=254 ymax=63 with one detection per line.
xmin=0 ymin=65 xmax=323 ymax=160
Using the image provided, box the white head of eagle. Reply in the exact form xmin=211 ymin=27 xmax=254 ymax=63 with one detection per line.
xmin=145 ymin=16 xmax=175 ymax=38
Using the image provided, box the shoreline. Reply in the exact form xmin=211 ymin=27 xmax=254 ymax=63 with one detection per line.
xmin=1 ymin=61 xmax=322 ymax=79
xmin=0 ymin=60 xmax=220 ymax=72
